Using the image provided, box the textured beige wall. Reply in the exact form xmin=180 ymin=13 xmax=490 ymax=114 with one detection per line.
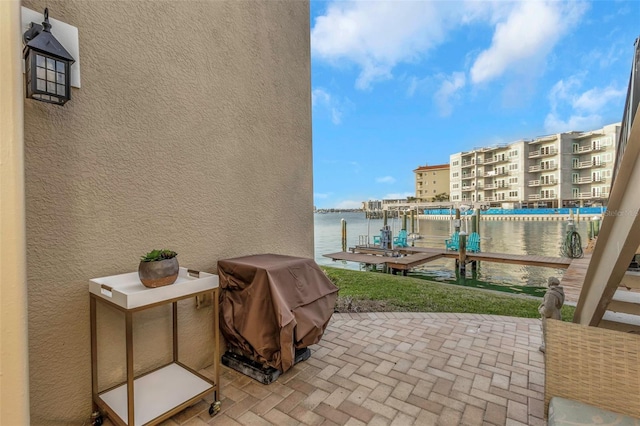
xmin=20 ymin=1 xmax=312 ymax=423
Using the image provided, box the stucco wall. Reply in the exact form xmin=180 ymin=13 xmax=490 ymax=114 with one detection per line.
xmin=21 ymin=1 xmax=312 ymax=423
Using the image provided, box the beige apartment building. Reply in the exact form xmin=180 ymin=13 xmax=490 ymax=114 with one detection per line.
xmin=413 ymin=164 xmax=450 ymax=201
xmin=449 ymin=123 xmax=621 ymax=208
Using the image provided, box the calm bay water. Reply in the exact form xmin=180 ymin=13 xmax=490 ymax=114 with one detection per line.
xmin=314 ymin=212 xmax=590 ymax=293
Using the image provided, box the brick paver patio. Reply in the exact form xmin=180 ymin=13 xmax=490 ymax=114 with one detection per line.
xmin=108 ymin=313 xmax=546 ymax=426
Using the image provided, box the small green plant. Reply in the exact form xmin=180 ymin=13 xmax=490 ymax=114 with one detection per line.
xmin=140 ymin=249 xmax=178 ymax=262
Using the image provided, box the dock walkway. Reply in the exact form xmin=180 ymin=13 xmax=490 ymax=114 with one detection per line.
xmin=324 ymin=245 xmax=572 ymax=272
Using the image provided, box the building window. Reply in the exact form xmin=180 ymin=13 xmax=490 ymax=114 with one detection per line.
xmin=509 ymin=163 xmax=518 ymax=170
xmin=509 ymin=191 xmax=518 ymax=197
xmin=433 ymin=180 xmax=436 ymax=184
xmin=509 ymin=149 xmax=518 ymax=157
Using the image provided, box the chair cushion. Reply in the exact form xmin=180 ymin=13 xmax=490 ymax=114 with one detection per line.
xmin=548 ymin=397 xmax=640 ymax=425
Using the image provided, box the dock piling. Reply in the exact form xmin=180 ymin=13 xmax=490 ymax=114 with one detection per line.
xmin=459 ymin=231 xmax=467 ymax=274
xmin=341 ymin=218 xmax=347 ymax=252
xmin=471 ymin=210 xmax=477 ymax=234
xmin=592 ymin=216 xmax=601 ymax=238
xmin=410 ymin=210 xmax=415 ymax=234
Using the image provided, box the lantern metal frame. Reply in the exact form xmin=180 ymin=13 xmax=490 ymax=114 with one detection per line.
xmin=23 ymin=8 xmax=75 ymax=106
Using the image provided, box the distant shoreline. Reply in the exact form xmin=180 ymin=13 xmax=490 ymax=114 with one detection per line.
xmin=315 ymin=209 xmax=362 ymax=213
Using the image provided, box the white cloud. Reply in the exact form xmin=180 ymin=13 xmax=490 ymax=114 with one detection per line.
xmin=335 ymin=200 xmax=362 ymax=209
xmin=311 ymin=2 xmax=451 ymax=89
xmin=544 ymin=113 xmax=602 ymax=134
xmin=384 ymin=192 xmax=414 ymax=200
xmin=547 ymin=76 xmax=582 ymax=111
xmin=312 ymin=87 xmax=350 ymax=125
xmin=312 ymin=1 xmax=586 ymax=91
xmin=376 ymin=176 xmax=396 ymax=184
xmin=434 ymin=72 xmax=466 ymax=116
xmin=573 ymin=86 xmax=626 ymax=113
xmin=314 ymin=192 xmax=331 ymax=199
xmin=543 ymin=77 xmax=625 ymax=133
xmin=470 ymin=1 xmax=587 ymax=84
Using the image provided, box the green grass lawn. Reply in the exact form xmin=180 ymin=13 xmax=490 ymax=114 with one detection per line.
xmin=322 ymin=266 xmax=575 ymax=321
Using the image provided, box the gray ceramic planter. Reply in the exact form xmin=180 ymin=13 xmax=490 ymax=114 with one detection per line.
xmin=138 ymin=257 xmax=179 ymax=288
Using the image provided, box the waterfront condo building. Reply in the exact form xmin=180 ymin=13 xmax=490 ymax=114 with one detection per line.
xmin=449 ymin=122 xmax=621 ymax=208
xmin=413 ymin=164 xmax=450 ymax=201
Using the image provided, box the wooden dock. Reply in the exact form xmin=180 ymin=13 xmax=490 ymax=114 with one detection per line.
xmin=560 ymin=254 xmax=592 ymax=304
xmin=322 ymin=251 xmax=389 ymax=265
xmin=324 ymin=245 xmax=573 ymax=273
xmin=453 ymin=252 xmax=572 ymax=269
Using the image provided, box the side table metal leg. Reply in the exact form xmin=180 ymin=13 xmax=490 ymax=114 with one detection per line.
xmin=125 ymin=311 xmax=134 ymax=426
xmin=90 ymin=296 xmax=98 ymax=410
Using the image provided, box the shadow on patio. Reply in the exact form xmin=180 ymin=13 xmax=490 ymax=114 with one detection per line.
xmin=107 ymin=312 xmax=545 ymax=426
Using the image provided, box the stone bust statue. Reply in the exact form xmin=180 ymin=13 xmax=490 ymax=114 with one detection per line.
xmin=539 ymin=276 xmax=565 ymax=352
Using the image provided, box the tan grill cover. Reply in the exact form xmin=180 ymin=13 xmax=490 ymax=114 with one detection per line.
xmin=218 ymin=254 xmax=338 ymax=372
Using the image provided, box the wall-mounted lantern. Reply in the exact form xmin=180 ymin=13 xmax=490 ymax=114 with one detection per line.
xmin=23 ymin=8 xmax=75 ymax=105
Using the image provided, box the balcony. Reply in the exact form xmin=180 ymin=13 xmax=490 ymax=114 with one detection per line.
xmin=573 ymin=144 xmax=604 ymax=154
xmin=484 ymin=183 xmax=509 ymax=190
xmin=483 ymin=156 xmax=509 ymax=165
xmin=528 ymin=179 xmax=556 ymax=187
xmin=461 ymin=186 xmax=473 ymax=191
xmin=573 ymin=160 xmax=606 ymax=170
xmin=528 ymin=148 xmax=557 ymax=158
xmin=577 ymin=192 xmax=608 ymax=199
xmin=529 ymin=193 xmax=556 ymax=201
xmin=484 ymin=197 xmax=495 ymax=202
xmin=461 ymin=159 xmax=483 ymax=168
xmin=529 ymin=164 xmax=558 ymax=172
xmin=574 ymin=176 xmax=606 ymax=184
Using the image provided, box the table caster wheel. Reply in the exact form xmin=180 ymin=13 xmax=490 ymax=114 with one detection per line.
xmin=91 ymin=411 xmax=103 ymax=426
xmin=209 ymin=401 xmax=221 ymax=416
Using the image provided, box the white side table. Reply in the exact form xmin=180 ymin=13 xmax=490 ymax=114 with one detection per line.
xmin=89 ymin=268 xmax=221 ymax=426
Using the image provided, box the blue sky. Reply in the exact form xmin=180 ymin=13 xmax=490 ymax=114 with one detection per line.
xmin=310 ymin=0 xmax=639 ymax=209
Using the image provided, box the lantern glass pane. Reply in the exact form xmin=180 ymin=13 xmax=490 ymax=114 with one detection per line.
xmin=36 ymin=54 xmax=45 ymax=68
xmin=46 ymin=58 xmax=55 ymax=70
xmin=47 ymin=81 xmax=56 ymax=94
xmin=56 ymin=61 xmax=65 ymax=73
xmin=47 ymin=70 xmax=55 ymax=82
xmin=56 ymin=73 xmax=65 ymax=84
xmin=37 ymin=79 xmax=46 ymax=91
xmin=37 ymin=67 xmax=46 ymax=79
xmin=57 ymin=84 xmax=65 ymax=96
